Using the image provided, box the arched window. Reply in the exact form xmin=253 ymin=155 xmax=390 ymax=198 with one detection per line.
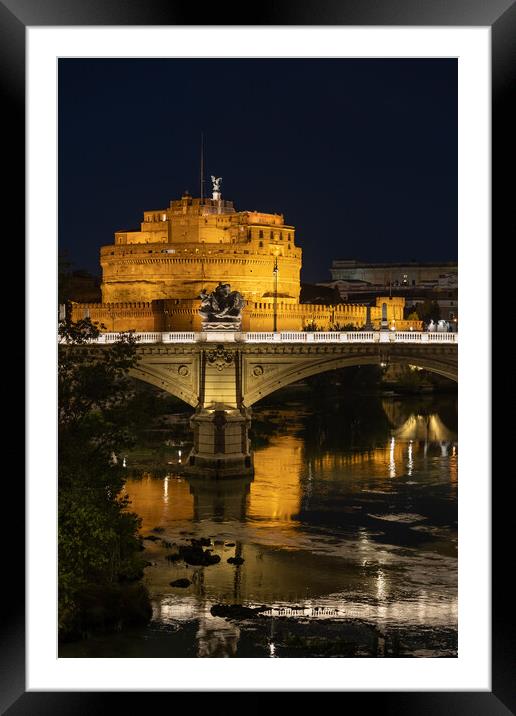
xmin=259 ymin=241 xmax=263 ymax=248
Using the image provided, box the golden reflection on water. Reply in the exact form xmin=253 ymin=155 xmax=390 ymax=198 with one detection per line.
xmin=125 ymin=420 xmax=458 ymax=534
xmin=119 ymin=409 xmax=458 ymax=656
xmin=125 ymin=472 xmax=194 ymax=531
xmin=311 ymin=441 xmax=416 ymax=482
xmin=249 ymin=435 xmax=304 ymax=526
xmin=393 ymin=414 xmax=457 ymax=442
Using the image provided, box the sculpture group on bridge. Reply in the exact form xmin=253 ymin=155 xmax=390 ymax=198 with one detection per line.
xmin=427 ymin=319 xmax=454 ymax=333
xmin=199 ymin=283 xmax=245 ymax=329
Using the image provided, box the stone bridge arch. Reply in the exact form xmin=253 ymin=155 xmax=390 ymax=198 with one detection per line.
xmin=131 ymin=346 xmax=199 ymax=407
xmin=242 ymin=344 xmax=457 ymax=406
xmin=88 ymin=336 xmax=457 ymax=478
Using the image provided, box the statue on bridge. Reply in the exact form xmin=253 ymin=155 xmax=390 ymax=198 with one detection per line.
xmin=199 ymin=283 xmax=245 ymax=330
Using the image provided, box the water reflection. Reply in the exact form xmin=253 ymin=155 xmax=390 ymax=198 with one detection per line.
xmin=187 ymin=475 xmax=252 ymax=522
xmin=249 ymin=436 xmax=303 ymax=526
xmin=393 ymin=413 xmax=457 ymax=442
xmin=63 ymin=395 xmax=458 ymax=658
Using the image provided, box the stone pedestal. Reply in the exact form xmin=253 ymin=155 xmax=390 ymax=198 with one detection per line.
xmin=186 ymin=407 xmax=253 ymax=478
xmin=202 ymin=320 xmax=242 ymax=331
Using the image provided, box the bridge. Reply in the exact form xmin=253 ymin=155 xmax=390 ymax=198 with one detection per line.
xmin=75 ymin=330 xmax=458 ymax=478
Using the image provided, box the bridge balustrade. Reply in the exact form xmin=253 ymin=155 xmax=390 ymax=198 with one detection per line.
xmin=394 ymin=331 xmax=423 ymax=341
xmin=64 ymin=330 xmax=458 ymax=345
xmin=427 ymin=333 xmax=457 ymax=343
xmin=161 ymin=332 xmax=197 ymax=343
xmin=345 ymin=331 xmax=376 ymax=342
xmin=246 ymin=332 xmax=276 ymax=342
xmin=134 ymin=332 xmax=163 ymax=343
xmin=95 ymin=333 xmax=120 ymax=343
xmin=280 ymin=332 xmax=308 ymax=341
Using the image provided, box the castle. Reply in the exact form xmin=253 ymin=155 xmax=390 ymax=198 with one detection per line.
xmin=71 ymin=179 xmax=419 ymax=333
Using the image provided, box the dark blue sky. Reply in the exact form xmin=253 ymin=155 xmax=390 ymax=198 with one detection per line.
xmin=58 ymin=58 xmax=457 ymax=283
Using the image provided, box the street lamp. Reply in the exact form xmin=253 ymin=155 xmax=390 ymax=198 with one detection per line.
xmin=273 ymin=255 xmax=279 ymax=332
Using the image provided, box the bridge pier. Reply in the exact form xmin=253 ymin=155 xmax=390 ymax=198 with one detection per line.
xmin=186 ymin=406 xmax=253 ymax=479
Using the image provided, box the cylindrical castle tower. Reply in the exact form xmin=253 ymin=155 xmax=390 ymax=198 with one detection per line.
xmin=100 ymin=187 xmax=302 ymax=304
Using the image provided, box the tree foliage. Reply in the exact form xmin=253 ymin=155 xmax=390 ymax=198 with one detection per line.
xmin=58 ymin=317 xmax=151 ymax=639
xmin=406 ymin=300 xmax=441 ymax=323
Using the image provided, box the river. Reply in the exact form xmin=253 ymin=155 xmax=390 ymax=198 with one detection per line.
xmin=60 ymin=389 xmax=458 ymax=658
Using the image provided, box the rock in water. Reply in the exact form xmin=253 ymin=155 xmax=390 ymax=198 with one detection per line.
xmin=178 ymin=545 xmax=221 ymax=566
xmin=169 ymin=578 xmax=191 ymax=588
xmin=210 ymin=604 xmax=267 ymax=619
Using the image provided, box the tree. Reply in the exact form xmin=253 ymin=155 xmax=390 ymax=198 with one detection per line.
xmin=414 ymin=300 xmax=441 ymax=324
xmin=58 ymin=317 xmax=151 ymax=640
xmin=302 ymin=320 xmax=320 ymax=332
xmin=333 ymin=322 xmax=358 ymax=331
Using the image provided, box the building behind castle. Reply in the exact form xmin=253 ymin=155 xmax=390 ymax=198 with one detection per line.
xmin=71 ymin=182 xmax=420 ymax=332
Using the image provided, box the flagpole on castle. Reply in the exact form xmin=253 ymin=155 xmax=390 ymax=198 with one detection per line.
xmin=273 ymin=255 xmax=279 ymax=333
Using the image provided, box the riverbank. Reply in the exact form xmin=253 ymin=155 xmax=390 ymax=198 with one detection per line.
xmin=60 ymin=392 xmax=457 ymax=657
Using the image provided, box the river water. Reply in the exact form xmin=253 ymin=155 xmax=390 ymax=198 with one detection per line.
xmin=61 ymin=390 xmax=458 ymax=658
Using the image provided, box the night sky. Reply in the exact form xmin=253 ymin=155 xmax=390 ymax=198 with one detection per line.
xmin=58 ymin=58 xmax=457 ymax=283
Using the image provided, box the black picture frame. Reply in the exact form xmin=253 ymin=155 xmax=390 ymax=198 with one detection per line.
xmin=6 ymin=0 xmax=513 ymax=710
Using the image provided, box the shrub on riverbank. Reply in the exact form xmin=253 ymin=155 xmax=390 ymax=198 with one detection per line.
xmin=58 ymin=317 xmax=152 ymax=641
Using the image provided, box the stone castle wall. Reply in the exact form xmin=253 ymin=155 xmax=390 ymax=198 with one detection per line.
xmin=100 ymin=243 xmax=301 ymax=303
xmin=71 ymin=301 xmax=165 ymax=332
xmin=71 ymin=296 xmax=421 ymax=333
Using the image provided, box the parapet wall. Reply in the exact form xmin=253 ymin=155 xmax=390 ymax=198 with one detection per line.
xmin=70 ymin=301 xmax=165 ymax=332
xmin=70 ymin=297 xmax=422 ymax=333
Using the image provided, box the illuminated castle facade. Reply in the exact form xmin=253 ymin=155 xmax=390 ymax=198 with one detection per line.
xmin=72 ymin=181 xmax=420 ymax=332
xmin=101 ymin=190 xmax=301 ymax=304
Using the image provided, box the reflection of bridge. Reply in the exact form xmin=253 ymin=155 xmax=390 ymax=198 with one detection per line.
xmin=84 ymin=331 xmax=458 ymax=477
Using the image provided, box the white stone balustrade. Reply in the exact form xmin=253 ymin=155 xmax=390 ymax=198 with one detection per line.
xmin=60 ymin=330 xmax=458 ymax=345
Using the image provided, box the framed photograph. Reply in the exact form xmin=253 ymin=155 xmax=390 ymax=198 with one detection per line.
xmin=7 ymin=0 xmax=512 ymax=708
